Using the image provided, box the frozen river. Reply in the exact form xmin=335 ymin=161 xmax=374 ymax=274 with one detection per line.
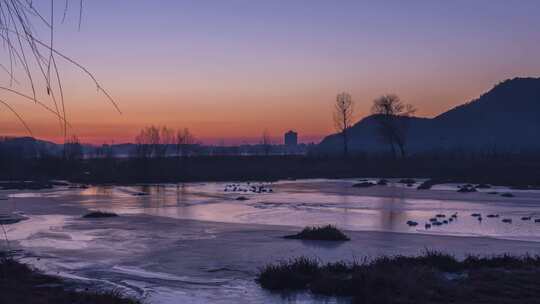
xmin=2 ymin=179 xmax=540 ymax=303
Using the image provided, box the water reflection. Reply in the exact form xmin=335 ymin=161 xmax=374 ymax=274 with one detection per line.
xmin=7 ymin=179 xmax=540 ymax=304
xmin=66 ymin=180 xmax=540 ymax=242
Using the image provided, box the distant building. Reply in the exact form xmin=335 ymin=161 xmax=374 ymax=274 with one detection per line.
xmin=284 ymin=130 xmax=298 ymax=146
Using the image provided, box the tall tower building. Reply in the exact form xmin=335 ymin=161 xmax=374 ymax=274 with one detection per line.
xmin=284 ymin=130 xmax=298 ymax=146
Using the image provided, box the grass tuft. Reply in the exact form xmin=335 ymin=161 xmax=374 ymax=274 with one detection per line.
xmin=257 ymin=257 xmax=320 ymax=290
xmin=257 ymin=251 xmax=540 ymax=303
xmin=0 ymin=253 xmax=139 ymax=304
xmin=352 ymin=182 xmax=375 ymax=188
xmin=82 ymin=211 xmax=118 ymax=219
xmin=283 ymin=225 xmax=350 ymax=241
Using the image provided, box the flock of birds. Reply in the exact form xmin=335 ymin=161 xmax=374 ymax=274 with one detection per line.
xmin=221 ymin=181 xmax=539 ymax=231
xmin=407 ymin=212 xmax=540 ymax=229
xmin=223 ymin=183 xmax=274 ymax=194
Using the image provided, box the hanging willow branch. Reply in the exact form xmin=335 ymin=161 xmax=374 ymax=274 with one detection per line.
xmin=0 ymin=0 xmax=119 ymax=139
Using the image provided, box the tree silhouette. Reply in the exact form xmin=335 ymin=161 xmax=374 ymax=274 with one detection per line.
xmin=261 ymin=130 xmax=272 ymax=156
xmin=156 ymin=126 xmax=174 ymax=158
xmin=134 ymin=126 xmax=160 ymax=159
xmin=175 ymin=128 xmax=195 ymax=158
xmin=63 ymin=135 xmax=83 ymax=161
xmin=371 ymin=94 xmax=416 ymax=158
xmin=333 ymin=92 xmax=354 ymax=157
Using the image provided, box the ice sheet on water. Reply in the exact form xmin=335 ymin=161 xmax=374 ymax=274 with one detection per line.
xmin=112 ymin=266 xmax=230 ymax=285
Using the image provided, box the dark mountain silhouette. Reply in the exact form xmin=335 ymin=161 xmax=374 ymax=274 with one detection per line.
xmin=318 ymin=77 xmax=540 ymax=154
xmin=0 ymin=137 xmax=98 ymax=157
xmin=0 ymin=137 xmax=61 ymax=157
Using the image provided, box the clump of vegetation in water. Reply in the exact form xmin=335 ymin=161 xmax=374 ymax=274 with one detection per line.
xmin=83 ymin=211 xmax=119 ymax=219
xmin=377 ymin=179 xmax=388 ymax=186
xmin=257 ymin=251 xmax=540 ymax=303
xmin=352 ymin=182 xmax=375 ymax=188
xmin=398 ymin=178 xmax=416 ymax=184
xmin=476 ymin=183 xmax=491 ymax=189
xmin=284 ymin=225 xmax=350 ymax=241
xmin=417 ymin=178 xmax=445 ymax=190
xmin=0 ymin=252 xmax=139 ymax=304
xmin=457 ymin=184 xmax=477 ymax=193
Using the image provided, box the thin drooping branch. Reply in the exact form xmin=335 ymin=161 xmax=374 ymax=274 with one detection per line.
xmin=0 ymin=85 xmax=72 ymax=128
xmin=0 ymin=98 xmax=32 ymax=136
xmin=0 ymin=0 xmax=119 ymax=140
xmin=0 ymin=26 xmax=122 ymax=114
xmin=78 ymin=0 xmax=83 ymax=30
xmin=61 ymin=0 xmax=68 ymax=24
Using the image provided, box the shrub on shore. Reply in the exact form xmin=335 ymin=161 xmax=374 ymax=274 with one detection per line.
xmin=83 ymin=211 xmax=119 ymax=219
xmin=283 ymin=225 xmax=350 ymax=241
xmin=0 ymin=253 xmax=139 ymax=304
xmin=257 ymin=251 xmax=540 ymax=303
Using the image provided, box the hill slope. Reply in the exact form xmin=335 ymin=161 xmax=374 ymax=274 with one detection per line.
xmin=318 ymin=77 xmax=540 ymax=154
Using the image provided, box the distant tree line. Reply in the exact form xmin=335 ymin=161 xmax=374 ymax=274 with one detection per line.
xmin=1 ymin=149 xmax=540 ymax=186
xmin=134 ymin=126 xmax=197 ymax=159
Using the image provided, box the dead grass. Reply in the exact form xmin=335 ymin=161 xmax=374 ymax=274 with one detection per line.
xmin=258 ymin=251 xmax=540 ymax=303
xmin=283 ymin=225 xmax=350 ymax=241
xmin=0 ymin=252 xmax=139 ymax=304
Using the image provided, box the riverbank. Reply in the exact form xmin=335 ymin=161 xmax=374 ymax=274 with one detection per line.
xmin=0 ymin=252 xmax=139 ymax=304
xmin=258 ymin=251 xmax=540 ymax=303
xmin=2 ymin=156 xmax=540 ymax=187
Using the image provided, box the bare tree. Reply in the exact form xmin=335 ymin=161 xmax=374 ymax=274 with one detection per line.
xmin=261 ymin=130 xmax=272 ymax=156
xmin=134 ymin=132 xmax=150 ymax=159
xmin=155 ymin=126 xmax=174 ymax=158
xmin=175 ymin=128 xmax=195 ymax=158
xmin=371 ymin=94 xmax=416 ymax=158
xmin=96 ymin=143 xmax=115 ymax=159
xmin=135 ymin=126 xmax=159 ymax=158
xmin=135 ymin=125 xmax=192 ymax=159
xmin=63 ymin=135 xmax=83 ymax=161
xmin=333 ymin=92 xmax=354 ymax=157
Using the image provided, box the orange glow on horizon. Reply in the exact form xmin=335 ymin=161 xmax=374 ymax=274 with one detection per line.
xmin=0 ymin=76 xmax=534 ymax=146
xmin=1 ymin=1 xmax=539 ymax=146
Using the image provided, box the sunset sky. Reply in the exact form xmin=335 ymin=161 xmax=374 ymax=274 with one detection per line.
xmin=1 ymin=0 xmax=539 ymax=145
